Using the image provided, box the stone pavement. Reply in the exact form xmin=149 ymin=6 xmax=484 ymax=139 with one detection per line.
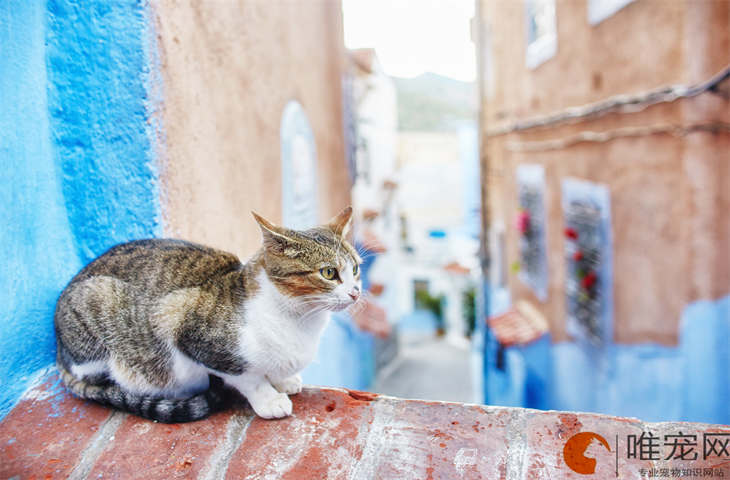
xmin=373 ymin=335 xmax=474 ymax=404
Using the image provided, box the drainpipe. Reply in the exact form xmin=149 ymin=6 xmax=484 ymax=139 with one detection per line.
xmin=473 ymin=0 xmax=492 ymax=404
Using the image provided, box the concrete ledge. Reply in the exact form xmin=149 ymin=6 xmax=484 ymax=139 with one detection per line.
xmin=1 ymin=371 xmax=729 ymax=479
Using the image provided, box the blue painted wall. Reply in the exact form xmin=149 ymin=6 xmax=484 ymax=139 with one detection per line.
xmin=0 ymin=0 xmax=160 ymax=420
xmin=46 ymin=0 xmax=161 ymax=265
xmin=302 ymin=313 xmax=375 ymax=391
xmin=552 ymin=295 xmax=729 ymax=423
xmin=484 ymin=289 xmax=730 ymax=424
xmin=680 ymin=295 xmax=730 ymax=424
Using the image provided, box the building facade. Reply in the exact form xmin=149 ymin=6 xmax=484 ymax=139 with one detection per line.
xmin=476 ymin=0 xmax=729 ymax=422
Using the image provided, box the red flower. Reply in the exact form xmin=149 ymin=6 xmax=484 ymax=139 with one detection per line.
xmin=581 ymin=271 xmax=597 ymax=289
xmin=516 ymin=211 xmax=530 ymax=234
xmin=573 ymin=250 xmax=584 ymax=261
xmin=564 ymin=228 xmax=578 ymax=240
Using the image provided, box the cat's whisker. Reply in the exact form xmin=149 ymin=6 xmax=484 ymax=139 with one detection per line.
xmin=360 ymin=246 xmax=381 ymax=258
xmin=353 ymin=244 xmax=377 ymax=262
xmin=355 ymin=244 xmax=370 ymax=256
xmin=346 ymin=299 xmax=367 ymax=316
xmin=296 ymin=305 xmax=331 ymax=325
xmin=358 ymin=253 xmax=376 ymax=263
xmin=360 ymin=290 xmax=374 ymax=301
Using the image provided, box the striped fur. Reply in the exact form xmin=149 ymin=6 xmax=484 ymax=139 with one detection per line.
xmin=57 ymin=347 xmax=227 ymax=423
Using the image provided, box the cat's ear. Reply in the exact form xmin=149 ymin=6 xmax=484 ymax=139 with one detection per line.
xmin=327 ymin=206 xmax=353 ymax=237
xmin=252 ymin=212 xmax=299 ymax=255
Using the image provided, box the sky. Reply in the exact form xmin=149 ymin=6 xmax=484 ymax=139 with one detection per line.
xmin=342 ymin=0 xmax=476 ymax=82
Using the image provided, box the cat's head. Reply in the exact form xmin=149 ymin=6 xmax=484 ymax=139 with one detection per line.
xmin=252 ymin=207 xmax=362 ymax=311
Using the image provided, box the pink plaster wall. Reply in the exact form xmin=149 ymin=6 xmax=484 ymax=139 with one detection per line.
xmin=478 ymin=0 xmax=730 ymax=344
xmin=151 ymin=0 xmax=350 ymax=258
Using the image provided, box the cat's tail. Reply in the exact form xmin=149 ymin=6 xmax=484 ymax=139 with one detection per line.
xmin=57 ymin=360 xmax=227 ymax=424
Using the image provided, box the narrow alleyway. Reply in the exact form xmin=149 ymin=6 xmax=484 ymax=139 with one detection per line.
xmin=373 ymin=335 xmax=473 ymax=403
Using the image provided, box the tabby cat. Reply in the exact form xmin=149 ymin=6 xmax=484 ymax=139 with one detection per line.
xmin=55 ymin=207 xmax=361 ymax=422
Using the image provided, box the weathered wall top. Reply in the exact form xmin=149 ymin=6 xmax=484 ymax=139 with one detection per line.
xmin=2 ymin=371 xmax=728 ymax=479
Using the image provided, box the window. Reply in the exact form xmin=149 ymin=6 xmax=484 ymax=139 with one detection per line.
xmin=516 ymin=165 xmax=549 ymax=301
xmin=588 ymin=0 xmax=635 ymax=25
xmin=562 ymin=178 xmax=613 ymax=346
xmin=525 ymin=0 xmax=557 ymax=69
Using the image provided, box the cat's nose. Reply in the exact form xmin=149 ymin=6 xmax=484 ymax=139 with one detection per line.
xmin=348 ymin=286 xmax=360 ymax=301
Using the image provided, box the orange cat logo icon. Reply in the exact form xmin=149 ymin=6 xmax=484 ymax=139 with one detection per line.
xmin=563 ymin=432 xmax=611 ymax=474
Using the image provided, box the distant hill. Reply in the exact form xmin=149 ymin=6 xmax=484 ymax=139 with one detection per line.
xmin=392 ymin=72 xmax=476 ymax=132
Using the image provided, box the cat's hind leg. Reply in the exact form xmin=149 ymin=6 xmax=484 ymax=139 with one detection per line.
xmin=70 ymin=360 xmax=111 ymax=386
xmin=221 ymin=372 xmax=292 ymax=419
xmin=54 ymin=276 xmax=118 ymax=369
xmin=107 ymin=355 xmax=169 ymax=397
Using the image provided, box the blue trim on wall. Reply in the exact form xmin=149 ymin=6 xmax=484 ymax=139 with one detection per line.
xmin=484 ymin=292 xmax=730 ymax=423
xmin=550 ymin=341 xmax=683 ymax=421
xmin=680 ymin=294 xmax=730 ymax=424
xmin=0 ymin=0 xmax=161 ymax=420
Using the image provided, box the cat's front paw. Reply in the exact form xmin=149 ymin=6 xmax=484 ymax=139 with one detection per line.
xmin=249 ymin=391 xmax=293 ymax=419
xmin=272 ymin=374 xmax=302 ymax=395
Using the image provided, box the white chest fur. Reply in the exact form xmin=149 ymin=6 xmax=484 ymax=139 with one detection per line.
xmin=237 ymin=272 xmax=330 ymax=381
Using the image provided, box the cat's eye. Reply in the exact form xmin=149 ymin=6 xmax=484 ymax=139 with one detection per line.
xmin=353 ymin=264 xmax=359 ymax=276
xmin=320 ymin=267 xmax=337 ymax=280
